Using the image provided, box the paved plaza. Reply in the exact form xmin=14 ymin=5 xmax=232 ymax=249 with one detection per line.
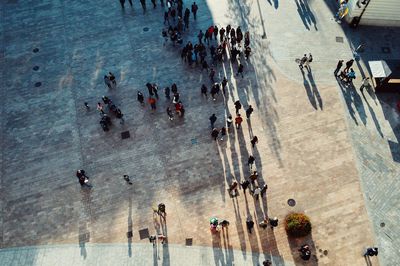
xmin=1 ymin=0 xmax=400 ymax=265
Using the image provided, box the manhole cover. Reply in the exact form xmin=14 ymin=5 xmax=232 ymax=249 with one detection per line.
xmin=380 ymin=222 xmax=385 ymax=227
xmin=35 ymin=82 xmax=42 ymax=87
xmin=323 ymin=250 xmax=328 ymax=255
xmin=143 ymin=27 xmax=149 ymax=32
xmin=33 ymin=66 xmax=39 ymax=71
xmin=381 ymin=47 xmax=391 ymax=54
xmin=33 ymin=48 xmax=39 ymax=53
xmin=127 ymin=231 xmax=133 ymax=238
xmin=185 ymin=238 xmax=193 ymax=246
xmin=138 ymin=228 xmax=149 ymax=240
xmin=287 ymin=199 xmax=296 ymax=207
xmin=335 ymin=36 xmax=343 ymax=43
xmin=121 ymin=131 xmax=130 ymax=139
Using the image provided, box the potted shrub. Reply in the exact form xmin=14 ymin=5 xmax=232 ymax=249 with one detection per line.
xmin=285 ymin=213 xmax=312 ymax=237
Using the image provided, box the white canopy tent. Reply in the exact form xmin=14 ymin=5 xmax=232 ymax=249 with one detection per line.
xmin=368 ymin=60 xmax=392 ymax=78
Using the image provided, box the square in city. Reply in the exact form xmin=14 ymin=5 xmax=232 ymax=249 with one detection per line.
xmin=121 ymin=131 xmax=130 ymax=139
xmin=138 ymin=228 xmax=149 ymax=240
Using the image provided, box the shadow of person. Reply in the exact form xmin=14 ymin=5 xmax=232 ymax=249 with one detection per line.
xmin=348 ymin=83 xmax=368 ymax=125
xmin=221 ymin=226 xmax=235 ymax=265
xmin=303 ymin=0 xmax=318 ymax=30
xmin=288 ymin=233 xmax=318 ymax=265
xmin=127 ymin=191 xmax=133 ymax=257
xmin=361 ymin=90 xmax=384 ymax=137
xmin=247 ymin=211 xmax=261 ymax=265
xmin=295 ymin=0 xmax=311 ymax=30
xmin=307 ymin=71 xmax=323 ymax=110
xmin=212 ymin=232 xmax=225 ymax=266
xmin=301 ymin=70 xmax=317 ymax=109
xmin=78 ymin=187 xmax=92 ymax=259
xmin=338 ymin=81 xmax=358 ymax=125
xmin=273 ymin=0 xmax=279 ymax=9
xmin=233 ymin=196 xmax=247 ymax=258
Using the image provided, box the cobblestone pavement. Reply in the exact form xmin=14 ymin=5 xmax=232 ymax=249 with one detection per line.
xmin=0 ymin=0 xmax=394 ymax=265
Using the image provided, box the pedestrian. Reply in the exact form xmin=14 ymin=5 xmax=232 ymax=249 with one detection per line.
xmin=209 ymin=114 xmax=217 ymax=128
xmin=148 ymin=97 xmax=157 ymax=110
xmin=263 ymin=260 xmax=272 ymax=266
xmin=184 ymin=8 xmax=190 ymax=29
xmin=364 ymin=247 xmax=378 ymax=257
xmin=249 ymin=171 xmax=258 ymax=182
xmin=334 ymin=60 xmax=344 ymax=76
xmin=209 ymin=68 xmax=215 ymax=82
xmin=220 ymin=127 xmax=226 ymax=140
xmin=97 ymin=102 xmax=105 ymax=114
xmin=246 ymin=217 xmax=254 ymax=233
xmin=120 ymin=0 xmax=125 ymax=8
xmin=164 ymin=11 xmax=169 ymax=25
xmin=172 ymin=92 xmax=180 ymax=103
xmin=240 ymin=179 xmax=250 ymax=193
xmin=304 ymin=53 xmax=312 ymax=71
xmin=140 ymin=0 xmax=146 ymax=13
xmin=84 ymin=102 xmax=90 ymax=110
xmin=213 ymin=25 xmax=218 ymax=40
xmin=102 ymin=95 xmax=111 ymax=105
xmin=226 ymin=25 xmax=231 ymax=39
xmin=260 ymin=183 xmax=268 ymax=197
xmin=137 ymin=91 xmax=144 ymax=104
xmin=219 ymin=27 xmax=225 ymax=42
xmin=250 ymin=136 xmax=258 ymax=148
xmin=248 ymin=155 xmax=255 ymax=169
xmin=299 ymin=244 xmax=311 ymax=261
xmin=201 ymin=84 xmax=208 ymax=98
xmin=299 ymin=54 xmax=307 ymax=70
xmin=344 ymin=59 xmax=354 ymax=72
xmin=151 ymin=0 xmax=156 ymax=8
xmin=198 ymin=30 xmax=204 ymax=44
xmin=109 ymin=72 xmax=116 ymax=89
xmin=346 ymin=68 xmax=356 ymax=83
xmin=152 ymin=83 xmax=159 ymax=99
xmin=191 ymin=2 xmax=198 ymax=20
xmin=235 ymin=114 xmax=243 ymax=129
xmin=269 ymin=217 xmax=278 ymax=228
xmin=226 ymin=115 xmax=233 ymax=129
xmin=259 ymin=218 xmax=268 ymax=229
xmin=228 ymin=180 xmax=238 ymax=196
xmin=202 ymin=60 xmax=209 ymax=72
xmin=219 ymin=219 xmax=230 ymax=228
xmin=164 ymin=87 xmax=170 ymax=99
xmin=244 ymin=46 xmax=251 ymax=60
xmin=210 ymin=83 xmax=219 ymax=101
xmin=252 ymin=186 xmax=261 ymax=200
xmin=115 ymin=108 xmax=125 ymax=124
xmin=146 ymin=83 xmax=154 ymax=96
xmin=246 ymin=105 xmax=253 ymax=119
xmin=236 ymin=63 xmax=244 ymax=78
xmin=221 ymin=77 xmax=227 ymax=95
xmin=171 ymin=83 xmax=178 ymax=94
xmin=234 ymin=100 xmax=242 ymax=114
xmin=211 ymin=128 xmax=219 ymax=141
xmin=360 ymin=77 xmax=370 ymax=92
xmin=123 ymin=175 xmax=133 ymax=185
xmin=104 ymin=75 xmax=111 ymax=89
xmin=166 ymin=107 xmax=174 ymax=120
xmin=244 ymin=31 xmax=250 ymax=47
xmin=76 ymin=170 xmax=90 ymax=187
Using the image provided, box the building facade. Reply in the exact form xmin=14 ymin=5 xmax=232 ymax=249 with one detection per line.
xmin=346 ymin=0 xmax=400 ymax=27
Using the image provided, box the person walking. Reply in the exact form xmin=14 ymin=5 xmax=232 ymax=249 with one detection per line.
xmin=235 ymin=114 xmax=243 ymax=129
xmin=236 ymin=63 xmax=244 ymax=78
xmin=211 ymin=128 xmax=219 ymax=141
xmin=304 ymin=53 xmax=313 ymax=71
xmin=123 ymin=175 xmax=133 ymax=185
xmin=104 ymin=75 xmax=112 ymax=89
xmin=213 ymin=25 xmax=218 ymax=40
xmin=250 ymin=136 xmax=258 ymax=148
xmin=202 ymin=60 xmax=209 ymax=72
xmin=240 ymin=179 xmax=250 ymax=193
xmin=97 ymin=102 xmax=105 ymax=114
xmin=166 ymin=107 xmax=174 ymax=120
xmin=209 ymin=68 xmax=215 ymax=82
xmin=364 ymin=247 xmax=378 ymax=257
xmin=234 ymin=100 xmax=242 ymax=114
xmin=249 ymin=171 xmax=258 ymax=182
xmin=260 ymin=183 xmax=268 ymax=197
xmin=146 ymin=83 xmax=154 ymax=96
xmin=164 ymin=87 xmax=170 ymax=99
xmin=226 ymin=115 xmax=233 ymax=129
xmin=344 ymin=59 xmax=354 ymax=72
xmin=246 ymin=105 xmax=253 ymax=119
xmin=248 ymin=155 xmax=255 ymax=169
xmin=219 ymin=27 xmax=226 ymax=42
xmin=84 ymin=102 xmax=90 ymax=110
xmin=201 ymin=84 xmax=208 ymax=98
xmin=220 ymin=127 xmax=226 ymax=140
xmin=109 ymin=72 xmax=116 ymax=89
xmin=299 ymin=54 xmax=308 ymax=70
xmin=191 ymin=2 xmax=198 ymax=20
xmin=246 ymin=217 xmax=254 ymax=233
xmin=221 ymin=77 xmax=228 ymax=95
xmin=209 ymin=114 xmax=217 ymax=129
xmin=252 ymin=186 xmax=261 ymax=200
xmin=76 ymin=170 xmax=90 ymax=187
xmin=210 ymin=83 xmax=219 ymax=101
xmin=152 ymin=83 xmax=159 ymax=99
xmin=115 ymin=108 xmax=125 ymax=124
xmin=148 ymin=97 xmax=157 ymax=110
xmin=137 ymin=91 xmax=144 ymax=105
xmin=269 ymin=217 xmax=278 ymax=228
xmin=198 ymin=30 xmax=204 ymax=44
xmin=184 ymin=8 xmax=190 ymax=29
xmin=334 ymin=60 xmax=344 ymax=76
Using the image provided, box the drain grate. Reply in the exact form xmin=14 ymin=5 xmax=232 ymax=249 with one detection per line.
xmin=287 ymin=198 xmax=296 ymax=207
xmin=138 ymin=228 xmax=149 ymax=240
xmin=143 ymin=27 xmax=150 ymax=32
xmin=186 ymin=238 xmax=193 ymax=246
xmin=33 ymin=48 xmax=39 ymax=53
xmin=335 ymin=36 xmax=343 ymax=43
xmin=121 ymin=131 xmax=130 ymax=139
xmin=35 ymin=82 xmax=42 ymax=87
xmin=33 ymin=66 xmax=39 ymax=71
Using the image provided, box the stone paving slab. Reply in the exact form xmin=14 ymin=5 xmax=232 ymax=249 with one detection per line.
xmin=0 ymin=0 xmax=387 ymax=265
